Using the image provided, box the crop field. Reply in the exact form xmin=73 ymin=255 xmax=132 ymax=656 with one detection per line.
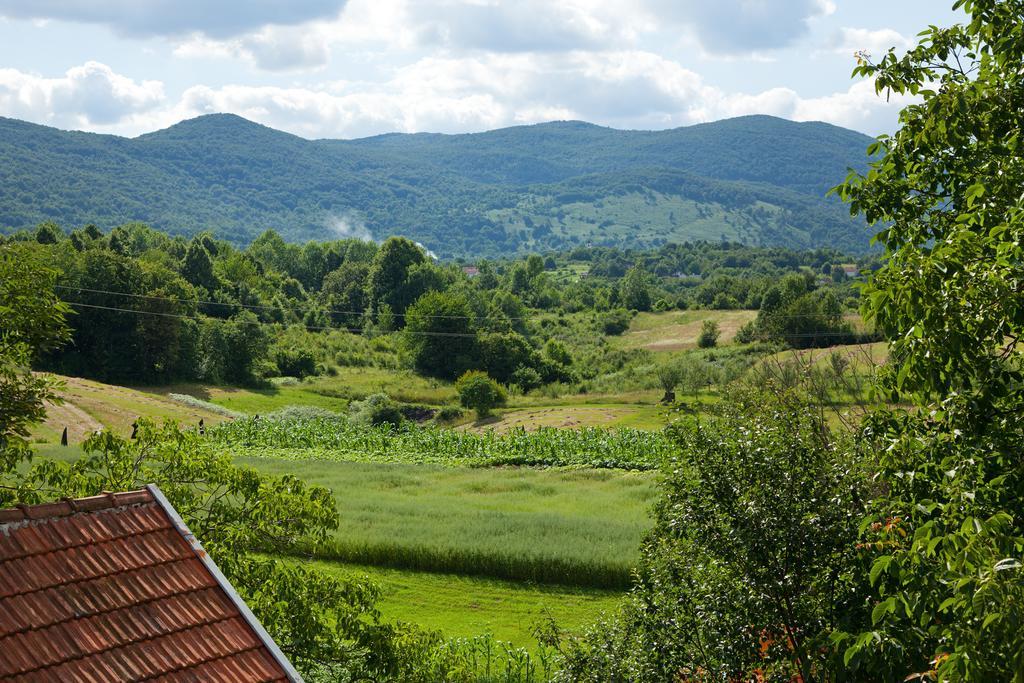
xmin=615 ymin=309 xmax=758 ymax=352
xmin=212 ymin=417 xmax=675 ymax=470
xmin=241 ymin=458 xmax=659 ymax=587
xmin=309 ymin=561 xmax=623 ymax=647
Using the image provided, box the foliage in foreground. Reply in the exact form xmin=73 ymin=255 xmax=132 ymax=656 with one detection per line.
xmin=554 ymin=388 xmax=870 ymax=682
xmin=208 ymin=415 xmax=674 ymax=470
xmin=831 ymin=0 xmax=1024 ymax=677
xmin=0 ymin=244 xmax=70 ymax=482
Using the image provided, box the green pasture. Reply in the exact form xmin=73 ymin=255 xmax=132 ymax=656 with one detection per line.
xmin=156 ymin=366 xmax=457 ymax=415
xmin=242 ymin=458 xmax=659 ymax=587
xmin=310 ymin=561 xmax=623 ymax=648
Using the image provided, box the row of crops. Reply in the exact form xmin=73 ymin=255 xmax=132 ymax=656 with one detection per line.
xmin=208 ymin=416 xmax=675 ymax=469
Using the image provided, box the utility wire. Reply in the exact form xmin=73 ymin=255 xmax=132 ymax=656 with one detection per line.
xmin=63 ymin=300 xmax=880 ymax=341
xmin=56 ymin=284 xmax=870 ymax=324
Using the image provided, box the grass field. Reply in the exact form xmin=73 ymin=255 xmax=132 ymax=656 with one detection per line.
xmin=615 ymin=309 xmax=758 ymax=352
xmin=310 ymin=561 xmax=623 ymax=648
xmin=240 ymin=458 xmax=658 ymax=587
xmin=459 ymin=404 xmax=668 ymax=432
xmin=155 ymin=367 xmax=457 ymax=414
xmin=32 ymin=375 xmax=228 ymax=444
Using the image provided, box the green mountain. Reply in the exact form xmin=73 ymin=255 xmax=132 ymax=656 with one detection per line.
xmin=0 ymin=113 xmax=875 ymax=257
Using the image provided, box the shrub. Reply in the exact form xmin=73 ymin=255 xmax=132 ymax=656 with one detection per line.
xmin=733 ymin=320 xmax=757 ymax=344
xmin=274 ymin=347 xmax=317 ymax=378
xmin=599 ymin=308 xmax=632 ymax=336
xmin=433 ymin=405 xmax=464 ymax=424
xmin=455 ymin=371 xmax=507 ymax=419
xmin=349 ymin=392 xmax=405 ymax=427
xmin=697 ymin=320 xmax=720 ymax=348
xmin=511 ymin=366 xmax=543 ymax=392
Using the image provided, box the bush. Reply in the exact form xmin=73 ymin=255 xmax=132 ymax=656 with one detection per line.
xmin=733 ymin=320 xmax=757 ymax=344
xmin=274 ymin=347 xmax=317 ymax=378
xmin=696 ymin=320 xmax=720 ymax=348
xmin=433 ymin=405 xmax=464 ymax=424
xmin=511 ymin=366 xmax=543 ymax=392
xmin=599 ymin=308 xmax=633 ymax=336
xmin=349 ymin=393 xmax=405 ymax=427
xmin=455 ymin=371 xmax=507 ymax=419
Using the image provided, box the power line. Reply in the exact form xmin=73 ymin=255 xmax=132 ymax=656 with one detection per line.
xmin=63 ymin=300 xmax=881 ymax=342
xmin=64 ymin=301 xmax=481 ymax=338
xmin=56 ymin=284 xmax=871 ymax=324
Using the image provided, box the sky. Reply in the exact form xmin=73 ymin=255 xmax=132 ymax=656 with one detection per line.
xmin=0 ymin=1 xmax=962 ymax=140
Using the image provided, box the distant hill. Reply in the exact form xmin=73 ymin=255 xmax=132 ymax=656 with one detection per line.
xmin=0 ymin=113 xmax=875 ymax=257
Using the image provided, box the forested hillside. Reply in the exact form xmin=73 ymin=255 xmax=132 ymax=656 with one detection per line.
xmin=0 ymin=114 xmax=875 ymax=257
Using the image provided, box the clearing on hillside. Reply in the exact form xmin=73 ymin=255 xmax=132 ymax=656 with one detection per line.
xmin=34 ymin=375 xmax=228 ymax=443
xmin=617 ymin=310 xmax=757 ymax=352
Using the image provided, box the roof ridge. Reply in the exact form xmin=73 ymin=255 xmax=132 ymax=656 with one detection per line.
xmin=0 ymin=489 xmax=154 ymax=524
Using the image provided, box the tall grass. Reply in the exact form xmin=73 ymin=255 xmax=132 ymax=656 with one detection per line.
xmin=242 ymin=459 xmax=657 ymax=588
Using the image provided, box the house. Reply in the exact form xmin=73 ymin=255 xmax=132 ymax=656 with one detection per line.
xmin=0 ymin=485 xmax=301 ymax=682
xmin=462 ymin=265 xmax=480 ymax=278
xmin=841 ymin=264 xmax=860 ymax=279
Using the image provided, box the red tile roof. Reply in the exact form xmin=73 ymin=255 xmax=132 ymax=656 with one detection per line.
xmin=0 ymin=487 xmax=300 ymax=682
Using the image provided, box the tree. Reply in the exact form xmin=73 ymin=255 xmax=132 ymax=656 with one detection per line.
xmin=365 ymin=237 xmax=427 ymax=322
xmin=831 ymin=2 xmax=1024 ymax=678
xmin=0 ymin=244 xmax=70 ymax=484
xmin=696 ymin=320 xmax=720 ymax=348
xmin=620 ymin=264 xmax=652 ymax=311
xmin=34 ymin=221 xmax=63 ymax=244
xmin=403 ymin=290 xmax=477 ymax=379
xmin=753 ymin=273 xmax=850 ymax=349
xmin=455 ymin=370 xmax=506 ymax=419
xmin=656 ymin=361 xmax=683 ymax=403
xmin=477 ymin=331 xmax=537 ymax=385
xmin=557 ymin=389 xmax=868 ymax=681
xmin=181 ymin=238 xmax=218 ymax=291
xmin=321 ymin=261 xmax=370 ymax=328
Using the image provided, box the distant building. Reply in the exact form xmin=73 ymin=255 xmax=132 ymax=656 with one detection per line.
xmin=0 ymin=486 xmax=301 ymax=682
xmin=462 ymin=266 xmax=480 ymax=278
xmin=842 ymin=264 xmax=860 ymax=278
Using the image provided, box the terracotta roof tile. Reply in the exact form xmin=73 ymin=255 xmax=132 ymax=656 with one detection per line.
xmin=0 ymin=488 xmax=297 ymax=682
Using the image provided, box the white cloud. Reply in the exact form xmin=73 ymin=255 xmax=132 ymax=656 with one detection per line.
xmin=406 ymin=0 xmax=631 ymax=52
xmin=0 ymin=0 xmax=348 ymax=38
xmin=710 ymin=78 xmax=913 ymax=132
xmin=0 ymin=55 xmax=910 ymax=139
xmin=0 ymin=61 xmax=163 ymax=127
xmin=161 ymin=51 xmax=905 ymax=137
xmin=647 ymin=0 xmax=835 ymax=54
xmin=174 ymin=25 xmax=333 ymax=71
xmin=826 ymin=27 xmax=914 ymax=58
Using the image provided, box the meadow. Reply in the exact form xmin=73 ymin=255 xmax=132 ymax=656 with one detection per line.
xmin=243 ymin=458 xmax=658 ymax=587
xmin=310 ymin=561 xmax=624 ymax=647
xmin=26 ymin=306 xmax=883 ymax=661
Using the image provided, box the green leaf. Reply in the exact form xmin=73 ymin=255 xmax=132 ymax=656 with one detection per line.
xmin=870 ymin=555 xmax=893 ymax=585
xmin=872 ymin=597 xmax=896 ymax=625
